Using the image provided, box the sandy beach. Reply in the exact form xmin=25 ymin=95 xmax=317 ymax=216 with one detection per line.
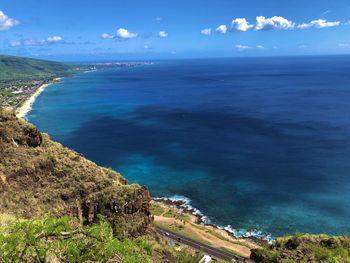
xmin=15 ymin=78 xmax=61 ymax=119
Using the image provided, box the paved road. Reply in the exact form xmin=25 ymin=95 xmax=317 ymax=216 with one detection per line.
xmin=155 ymin=225 xmax=247 ymax=262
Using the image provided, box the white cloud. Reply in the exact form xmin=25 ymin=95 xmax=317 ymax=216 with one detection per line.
xmin=235 ymin=44 xmax=252 ymax=50
xmin=345 ymin=21 xmax=350 ymax=25
xmin=154 ymin=17 xmax=162 ymax=21
xmin=235 ymin=44 xmax=264 ymax=51
xmin=232 ymin=18 xmax=253 ymax=32
xmin=158 ymin=31 xmax=168 ymax=38
xmin=0 ymin=10 xmax=19 ymax=31
xmin=100 ymin=33 xmax=114 ymax=39
xmin=297 ymin=19 xmax=340 ymax=29
xmin=216 ymin=25 xmax=228 ymax=34
xmin=9 ymin=36 xmax=64 ymax=47
xmin=47 ymin=36 xmax=62 ymax=43
xmin=143 ymin=44 xmax=151 ymax=49
xmin=116 ymin=28 xmax=137 ymax=39
xmin=255 ymin=16 xmax=295 ymax=30
xmin=200 ymin=28 xmax=212 ymax=35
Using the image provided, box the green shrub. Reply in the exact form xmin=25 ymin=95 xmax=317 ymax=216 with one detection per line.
xmin=0 ymin=216 xmax=154 ymax=263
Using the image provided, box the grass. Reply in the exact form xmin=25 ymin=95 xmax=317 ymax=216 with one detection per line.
xmin=150 ymin=203 xmax=165 ymax=216
xmin=158 ymin=206 xmax=190 ymax=222
xmin=163 ymin=209 xmax=177 ymax=218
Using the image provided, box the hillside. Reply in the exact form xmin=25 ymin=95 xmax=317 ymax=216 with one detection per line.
xmin=251 ymin=234 xmax=350 ymax=262
xmin=0 ymin=55 xmax=72 ymax=80
xmin=0 ymin=108 xmax=210 ymax=262
xmin=0 ymin=108 xmax=152 ymax=238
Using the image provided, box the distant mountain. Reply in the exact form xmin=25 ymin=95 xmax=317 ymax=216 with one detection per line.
xmin=0 ymin=55 xmax=72 ymax=80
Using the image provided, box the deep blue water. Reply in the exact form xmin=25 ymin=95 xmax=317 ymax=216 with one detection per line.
xmin=28 ymin=56 xmax=350 ymax=237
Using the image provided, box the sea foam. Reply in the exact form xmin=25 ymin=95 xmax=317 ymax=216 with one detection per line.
xmin=154 ymin=195 xmax=273 ymax=242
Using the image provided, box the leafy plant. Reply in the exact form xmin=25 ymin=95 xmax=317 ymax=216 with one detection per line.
xmin=0 ymin=216 xmax=155 ymax=263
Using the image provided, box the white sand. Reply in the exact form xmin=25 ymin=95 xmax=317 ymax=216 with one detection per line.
xmin=15 ymin=77 xmax=62 ymax=119
xmin=15 ymin=83 xmax=51 ymax=118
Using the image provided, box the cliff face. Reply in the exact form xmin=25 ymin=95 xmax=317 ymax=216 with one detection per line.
xmin=0 ymin=109 xmax=152 ymax=238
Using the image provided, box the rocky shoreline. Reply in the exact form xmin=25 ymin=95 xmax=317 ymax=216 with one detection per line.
xmin=153 ymin=197 xmax=269 ymax=247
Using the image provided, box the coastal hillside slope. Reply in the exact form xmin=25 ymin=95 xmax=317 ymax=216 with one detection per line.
xmin=251 ymin=234 xmax=350 ymax=262
xmin=0 ymin=55 xmax=72 ymax=80
xmin=0 ymin=108 xmax=207 ymax=262
xmin=0 ymin=108 xmax=152 ymax=239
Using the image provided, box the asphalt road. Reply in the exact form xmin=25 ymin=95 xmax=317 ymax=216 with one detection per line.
xmin=155 ymin=225 xmax=247 ymax=262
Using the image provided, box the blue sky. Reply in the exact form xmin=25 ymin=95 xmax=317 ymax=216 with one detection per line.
xmin=1 ymin=0 xmax=350 ymax=61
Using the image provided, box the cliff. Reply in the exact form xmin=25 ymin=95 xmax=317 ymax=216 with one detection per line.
xmin=0 ymin=108 xmax=152 ymax=239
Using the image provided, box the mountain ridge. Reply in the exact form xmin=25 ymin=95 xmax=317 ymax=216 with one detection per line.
xmin=0 ymin=54 xmax=72 ymax=80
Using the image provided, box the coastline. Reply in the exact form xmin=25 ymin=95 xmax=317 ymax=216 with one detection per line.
xmin=152 ymin=197 xmax=263 ymax=258
xmin=153 ymin=196 xmax=272 ymax=243
xmin=15 ymin=78 xmax=61 ymax=119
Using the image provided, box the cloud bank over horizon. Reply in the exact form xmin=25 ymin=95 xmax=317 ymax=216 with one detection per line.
xmin=208 ymin=16 xmax=342 ymax=34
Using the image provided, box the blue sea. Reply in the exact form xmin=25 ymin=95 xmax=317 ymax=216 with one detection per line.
xmin=27 ymin=56 xmax=350 ymax=238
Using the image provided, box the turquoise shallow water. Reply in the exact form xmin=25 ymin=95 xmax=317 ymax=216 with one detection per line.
xmin=28 ymin=57 xmax=350 ymax=238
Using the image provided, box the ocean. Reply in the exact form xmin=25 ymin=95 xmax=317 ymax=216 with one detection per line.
xmin=27 ymin=56 xmax=350 ymax=238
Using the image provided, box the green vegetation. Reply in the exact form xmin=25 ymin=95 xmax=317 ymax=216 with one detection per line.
xmin=154 ymin=204 xmax=190 ymax=222
xmin=0 ymin=216 xmax=150 ymax=262
xmin=150 ymin=203 xmax=165 ymax=216
xmin=0 ymin=108 xmax=223 ymax=262
xmin=0 ymin=55 xmax=72 ymax=80
xmin=0 ymin=108 xmax=152 ymax=239
xmin=0 ymin=90 xmax=15 ymax=98
xmin=0 ymin=215 xmax=205 ymax=263
xmin=163 ymin=209 xmax=177 ymax=218
xmin=0 ymin=55 xmax=74 ymax=108
xmin=251 ymin=234 xmax=350 ymax=263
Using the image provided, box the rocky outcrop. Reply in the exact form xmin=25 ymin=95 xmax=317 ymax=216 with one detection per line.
xmin=0 ymin=108 xmax=153 ymax=238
